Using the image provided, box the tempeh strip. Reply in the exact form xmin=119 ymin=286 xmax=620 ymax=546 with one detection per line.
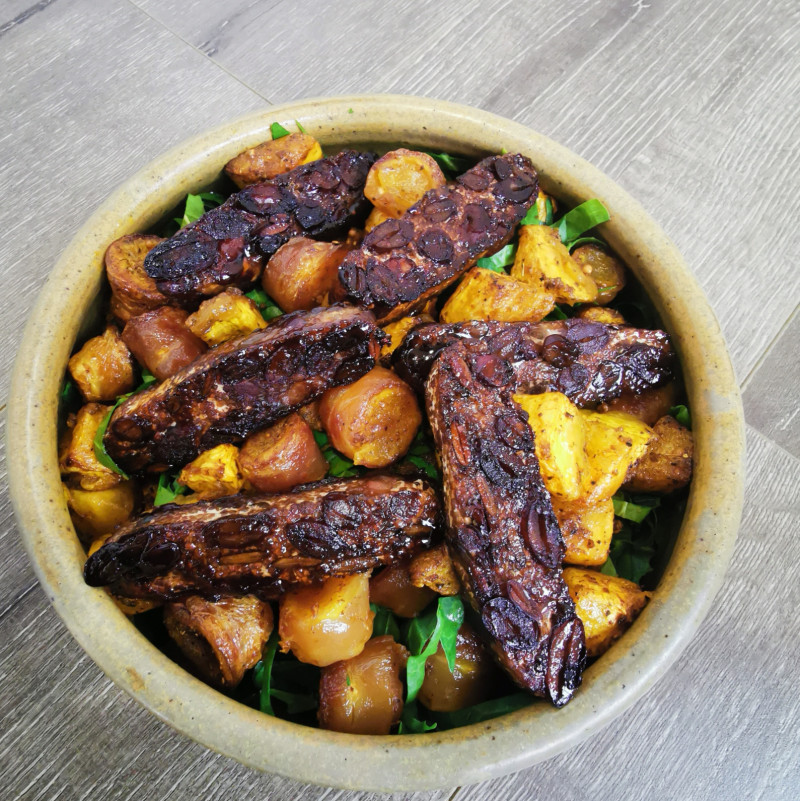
xmin=84 ymin=475 xmax=440 ymax=601
xmin=426 ymin=343 xmax=585 ymax=706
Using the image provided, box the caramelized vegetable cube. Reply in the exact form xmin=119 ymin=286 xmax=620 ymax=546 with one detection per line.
xmin=365 ymin=206 xmax=392 ymax=231
xmin=279 ymin=574 xmax=374 ymax=667
xmin=575 ymin=305 xmax=626 ymax=325
xmin=418 ymin=625 xmax=497 ymax=712
xmin=535 ymin=189 xmax=557 ymax=222
xmin=370 ymin=561 xmax=436 ymax=618
xmin=552 ymin=497 xmax=614 ymax=566
xmin=409 ymin=544 xmax=461 ymax=596
xmin=512 ymin=224 xmax=598 ymax=304
xmin=318 ymin=635 xmax=408 ymax=734
xmin=59 ymin=403 xmax=122 ymax=491
xmin=66 ymin=480 xmax=136 ymax=543
xmin=104 ymin=234 xmax=170 ymax=322
xmin=380 ymin=315 xmax=426 ymax=362
xmin=164 ymin=595 xmax=274 ymax=687
xmin=178 ymin=443 xmax=243 ymax=499
xmin=185 ymin=288 xmax=266 ymax=346
xmin=514 ymin=391 xmax=586 ymax=501
xmin=122 ymin=306 xmax=207 ymax=381
xmin=563 ymin=567 xmax=648 ymax=658
xmin=319 ymin=367 xmax=422 ymax=468
xmin=440 ymin=267 xmax=555 ymax=324
xmin=599 ymin=383 xmax=678 ymax=426
xmin=624 ymin=415 xmax=694 ymax=493
xmin=68 ymin=326 xmax=135 ymax=402
xmin=238 ymin=413 xmax=327 ymax=493
xmin=224 ymin=132 xmax=323 ymax=188
xmin=261 ymin=236 xmax=349 ymax=313
xmin=571 ymin=244 xmax=626 ymax=305
xmin=580 ymin=410 xmax=653 ymax=503
xmin=364 ymin=148 xmax=446 ymax=217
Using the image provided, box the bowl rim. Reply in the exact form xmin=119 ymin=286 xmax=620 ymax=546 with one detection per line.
xmin=6 ymin=94 xmax=745 ymax=792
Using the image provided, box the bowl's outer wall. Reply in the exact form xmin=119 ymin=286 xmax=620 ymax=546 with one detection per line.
xmin=6 ymin=95 xmax=745 ymax=792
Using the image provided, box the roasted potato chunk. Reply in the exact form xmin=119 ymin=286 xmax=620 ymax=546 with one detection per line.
xmin=515 ymin=391 xmax=587 ymax=501
xmin=552 ymin=497 xmax=614 ymax=567
xmin=297 ymin=400 xmax=323 ymax=431
xmin=440 ymin=267 xmax=555 ymax=324
xmin=164 ymin=595 xmax=273 ymax=687
xmin=563 ymin=568 xmax=648 ymax=658
xmin=178 ymin=443 xmax=243 ymax=499
xmin=319 ymin=367 xmax=422 ymax=468
xmin=365 ymin=206 xmax=392 ymax=231
xmin=279 ymin=574 xmax=374 ymax=667
xmin=122 ymin=306 xmax=207 ymax=381
xmin=261 ymin=236 xmax=349 ymax=313
xmin=600 ymin=383 xmax=678 ymax=426
xmin=571 ymin=244 xmax=626 ymax=305
xmin=68 ymin=326 xmax=135 ymax=402
xmin=59 ymin=403 xmax=121 ymax=491
xmin=380 ymin=314 xmax=427 ymax=362
xmin=238 ymin=413 xmax=327 ymax=493
xmin=185 ymin=288 xmax=266 ymax=346
xmin=512 ymin=224 xmax=598 ymax=304
xmin=318 ymin=635 xmax=408 ymax=734
xmin=364 ymin=148 xmax=446 ymax=218
xmin=370 ymin=561 xmax=436 ymax=618
xmin=224 ymin=132 xmax=323 ymax=188
xmin=575 ymin=305 xmax=626 ymax=325
xmin=409 ymin=544 xmax=461 ymax=596
xmin=66 ymin=480 xmax=136 ymax=543
xmin=104 ymin=234 xmax=170 ymax=322
xmin=624 ymin=415 xmax=693 ymax=493
xmin=580 ymin=410 xmax=653 ymax=502
xmin=418 ymin=625 xmax=497 ymax=712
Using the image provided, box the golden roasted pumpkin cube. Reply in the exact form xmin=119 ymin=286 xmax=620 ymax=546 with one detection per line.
xmin=571 ymin=244 xmax=626 ymax=305
xmin=364 ymin=149 xmax=446 ymax=217
xmin=59 ymin=403 xmax=122 ymax=491
xmin=624 ymin=415 xmax=694 ymax=493
xmin=66 ymin=480 xmax=136 ymax=543
xmin=178 ymin=443 xmax=243 ymax=498
xmin=68 ymin=326 xmax=135 ymax=402
xmin=224 ymin=132 xmax=322 ymax=188
xmin=441 ymin=267 xmax=555 ymax=324
xmin=185 ymin=289 xmax=266 ymax=346
xmin=514 ymin=391 xmax=586 ymax=500
xmin=563 ymin=567 xmax=648 ymax=658
xmin=380 ymin=315 xmax=423 ymax=360
xmin=512 ymin=224 xmax=598 ymax=304
xmin=580 ymin=410 xmax=653 ymax=502
xmin=575 ymin=305 xmax=626 ymax=325
xmin=365 ymin=206 xmax=393 ymax=231
xmin=552 ymin=497 xmax=614 ymax=566
xmin=408 ymin=543 xmax=461 ymax=596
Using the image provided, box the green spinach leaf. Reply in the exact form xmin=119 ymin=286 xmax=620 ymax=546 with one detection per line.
xmin=244 ymin=287 xmax=283 ymax=321
xmin=476 ymin=243 xmax=516 ymax=273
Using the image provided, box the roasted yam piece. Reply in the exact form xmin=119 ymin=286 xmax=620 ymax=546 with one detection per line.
xmin=369 ymin=560 xmax=436 ymax=617
xmin=318 ymin=635 xmax=408 ymax=734
xmin=164 ymin=594 xmax=273 ymax=687
xmin=394 ymin=318 xmax=675 ymax=404
xmin=339 ymin=154 xmax=538 ymax=323
xmin=571 ymin=245 xmax=626 ymax=305
xmin=83 ymin=475 xmax=440 ymax=601
xmin=599 ymin=382 xmax=678 ymax=426
xmin=576 ymin=305 xmax=626 ymax=325
xmin=144 ymin=150 xmax=375 ymax=304
xmin=426 ymin=344 xmax=585 ymax=706
xmin=552 ymin=498 xmax=614 ymax=567
xmin=60 ymin=404 xmax=122 ymax=491
xmin=224 ymin=133 xmax=322 ymax=188
xmin=409 ymin=543 xmax=461 ymax=596
xmin=105 ymin=234 xmax=171 ymax=321
xmin=65 ymin=481 xmax=137 ymax=545
xmin=68 ymin=326 xmax=135 ymax=402
xmin=122 ymin=307 xmax=207 ymax=382
xmin=364 ymin=148 xmax=446 ymax=218
xmin=105 ymin=305 xmax=382 ymax=473
xmin=624 ymin=415 xmax=693 ymax=493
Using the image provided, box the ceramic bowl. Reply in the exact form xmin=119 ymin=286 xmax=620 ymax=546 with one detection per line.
xmin=6 ymin=95 xmax=745 ymax=791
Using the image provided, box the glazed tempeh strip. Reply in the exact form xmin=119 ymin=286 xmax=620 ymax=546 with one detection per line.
xmin=84 ymin=475 xmax=440 ymax=601
xmin=338 ymin=153 xmax=538 ymax=323
xmin=104 ymin=304 xmax=383 ymax=473
xmin=426 ymin=343 xmax=585 ymax=706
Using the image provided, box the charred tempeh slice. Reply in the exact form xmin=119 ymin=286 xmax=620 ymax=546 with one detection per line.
xmin=395 ymin=318 xmax=675 ymax=405
xmin=426 ymin=343 xmax=585 ymax=706
xmin=338 ymin=154 xmax=538 ymax=323
xmin=144 ymin=150 xmax=376 ymax=304
xmin=104 ymin=305 xmax=382 ymax=473
xmin=84 ymin=475 xmax=440 ymax=601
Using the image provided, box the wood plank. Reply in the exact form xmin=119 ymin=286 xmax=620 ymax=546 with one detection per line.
xmin=743 ymin=309 xmax=800 ymax=459
xmin=132 ymin=0 xmax=800 ymax=380
xmin=0 ymin=0 xmax=265 ymax=615
xmin=453 ymin=425 xmax=800 ymax=801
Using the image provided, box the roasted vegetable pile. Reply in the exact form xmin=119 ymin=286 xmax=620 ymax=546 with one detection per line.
xmin=60 ymin=122 xmax=693 ymax=733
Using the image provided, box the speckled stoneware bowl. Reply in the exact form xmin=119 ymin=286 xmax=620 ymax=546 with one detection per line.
xmin=6 ymin=95 xmax=745 ymax=791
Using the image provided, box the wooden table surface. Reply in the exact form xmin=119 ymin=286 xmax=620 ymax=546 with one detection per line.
xmin=1 ymin=1 xmax=798 ymax=799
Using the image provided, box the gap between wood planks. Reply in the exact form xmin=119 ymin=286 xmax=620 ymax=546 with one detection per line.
xmin=740 ymin=304 xmax=799 ymax=392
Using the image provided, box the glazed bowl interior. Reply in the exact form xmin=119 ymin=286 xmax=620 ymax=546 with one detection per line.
xmin=6 ymin=95 xmax=744 ymax=792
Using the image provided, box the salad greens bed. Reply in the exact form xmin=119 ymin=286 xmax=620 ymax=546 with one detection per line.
xmin=70 ymin=139 xmax=690 ymax=733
